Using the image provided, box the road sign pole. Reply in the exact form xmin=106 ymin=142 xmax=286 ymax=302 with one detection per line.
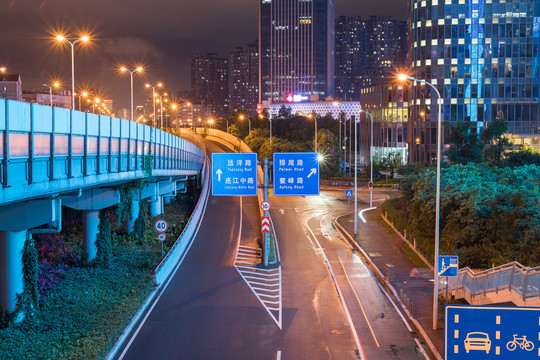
xmin=263 ymin=157 xmax=269 ymax=267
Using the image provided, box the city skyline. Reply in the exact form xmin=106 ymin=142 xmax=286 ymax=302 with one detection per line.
xmin=0 ymin=0 xmax=408 ymax=110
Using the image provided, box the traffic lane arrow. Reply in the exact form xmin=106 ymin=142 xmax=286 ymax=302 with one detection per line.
xmin=307 ymin=168 xmax=317 ymax=178
xmin=216 ymin=169 xmax=223 ymax=181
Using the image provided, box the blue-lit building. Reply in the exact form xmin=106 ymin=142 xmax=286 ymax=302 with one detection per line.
xmin=259 ymin=0 xmax=335 ymax=103
xmin=406 ymin=0 xmax=540 ymax=163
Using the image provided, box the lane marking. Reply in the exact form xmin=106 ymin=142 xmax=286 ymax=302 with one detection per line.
xmin=338 ymin=256 xmax=380 ymax=348
xmin=359 ymin=207 xmax=376 ymax=223
xmin=276 ymin=350 xmax=281 ymax=360
xmin=303 ymin=217 xmax=366 ymax=360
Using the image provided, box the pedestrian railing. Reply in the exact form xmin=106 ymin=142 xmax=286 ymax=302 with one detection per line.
xmin=446 ymin=261 xmax=540 ymax=306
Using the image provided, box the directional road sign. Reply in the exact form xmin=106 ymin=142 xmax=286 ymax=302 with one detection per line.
xmin=438 ymin=255 xmax=459 ymax=277
xmin=154 ymin=219 xmax=168 ymax=233
xmin=261 ymin=216 xmax=270 ymax=233
xmin=273 ymin=152 xmax=320 ymax=196
xmin=446 ymin=305 xmax=540 ymax=360
xmin=345 ymin=190 xmax=353 ymax=198
xmin=212 ymin=153 xmax=258 ymax=196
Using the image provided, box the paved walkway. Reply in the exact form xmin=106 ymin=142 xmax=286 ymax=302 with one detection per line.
xmin=337 ymin=209 xmax=444 ymax=359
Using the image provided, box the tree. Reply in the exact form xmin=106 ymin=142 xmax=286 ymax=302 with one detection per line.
xmin=481 ymin=116 xmax=512 ymax=165
xmin=504 ymin=146 xmax=540 ymax=168
xmin=378 ymin=152 xmax=403 ymax=178
xmin=446 ymin=121 xmax=484 ymax=164
xmin=244 ymin=128 xmax=270 ymax=153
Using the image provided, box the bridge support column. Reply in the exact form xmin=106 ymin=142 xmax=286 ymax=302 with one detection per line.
xmin=82 ymin=210 xmax=99 ymax=261
xmin=127 ymin=197 xmax=140 ymax=233
xmin=0 ymin=230 xmax=26 ymax=312
xmin=163 ymin=196 xmax=172 ymax=204
xmin=149 ymin=197 xmax=163 ymax=217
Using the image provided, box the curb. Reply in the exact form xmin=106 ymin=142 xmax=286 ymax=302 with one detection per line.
xmin=333 ymin=214 xmax=443 ymax=360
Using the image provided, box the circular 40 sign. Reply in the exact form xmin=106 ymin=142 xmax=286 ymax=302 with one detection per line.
xmin=154 ymin=219 xmax=168 ymax=233
xmin=261 ymin=201 xmax=271 ymax=212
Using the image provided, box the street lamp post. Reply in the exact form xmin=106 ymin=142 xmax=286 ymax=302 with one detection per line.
xmin=121 ymin=67 xmax=143 ymax=121
xmin=42 ymin=82 xmax=60 ymax=107
xmin=359 ymin=109 xmax=374 ymax=208
xmin=145 ymin=83 xmax=162 ymax=128
xmin=77 ymin=91 xmax=88 ymax=111
xmin=239 ymin=114 xmax=251 ymax=134
xmin=56 ymin=35 xmax=90 ymax=110
xmin=92 ymin=98 xmax=101 ymax=114
xmin=398 ymin=73 xmax=442 ymax=330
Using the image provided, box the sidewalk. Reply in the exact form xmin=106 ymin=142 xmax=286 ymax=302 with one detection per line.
xmin=336 ymin=209 xmax=444 ymax=359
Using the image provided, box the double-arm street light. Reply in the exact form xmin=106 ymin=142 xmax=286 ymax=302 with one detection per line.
xmin=145 ymin=82 xmax=162 ymax=127
xmin=42 ymin=82 xmax=60 ymax=107
xmin=397 ymin=73 xmax=442 ymax=330
xmin=120 ymin=66 xmax=143 ymax=121
xmin=56 ymin=34 xmax=90 ymax=110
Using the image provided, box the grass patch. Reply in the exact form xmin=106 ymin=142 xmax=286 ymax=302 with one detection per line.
xmin=268 ymin=229 xmax=277 ymax=264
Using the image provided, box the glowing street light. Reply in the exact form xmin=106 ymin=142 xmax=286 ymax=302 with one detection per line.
xmin=239 ymin=114 xmax=251 ymax=133
xmin=42 ymin=82 xmax=60 ymax=107
xmin=55 ymin=34 xmax=90 ymax=110
xmin=0 ymin=67 xmax=6 ymax=73
xmin=120 ymin=66 xmax=143 ymax=121
xmin=145 ymin=83 xmax=162 ymax=127
xmin=398 ymin=72 xmax=442 ymax=330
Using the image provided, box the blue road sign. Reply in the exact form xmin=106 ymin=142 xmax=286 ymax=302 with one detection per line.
xmin=438 ymin=255 xmax=459 ymax=277
xmin=446 ymin=305 xmax=540 ymax=360
xmin=345 ymin=190 xmax=353 ymax=198
xmin=273 ymin=152 xmax=320 ymax=196
xmin=212 ymin=153 xmax=258 ymax=196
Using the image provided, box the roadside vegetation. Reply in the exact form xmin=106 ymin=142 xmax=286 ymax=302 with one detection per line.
xmin=0 ymin=180 xmax=200 ymax=359
xmin=381 ymin=118 xmax=540 ymax=269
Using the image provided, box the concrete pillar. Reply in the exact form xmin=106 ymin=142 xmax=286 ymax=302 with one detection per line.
xmin=163 ymin=196 xmax=172 ymax=204
xmin=127 ymin=198 xmax=140 ymax=233
xmin=82 ymin=210 xmax=100 ymax=261
xmin=149 ymin=197 xmax=163 ymax=217
xmin=0 ymin=230 xmax=26 ymax=312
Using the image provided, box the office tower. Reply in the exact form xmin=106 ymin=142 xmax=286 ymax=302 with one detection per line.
xmin=229 ymin=43 xmax=259 ymax=114
xmin=191 ymin=53 xmax=229 ymax=116
xmin=335 ymin=16 xmax=407 ymax=101
xmin=407 ymin=0 xmax=540 ymax=162
xmin=259 ymin=0 xmax=335 ymax=102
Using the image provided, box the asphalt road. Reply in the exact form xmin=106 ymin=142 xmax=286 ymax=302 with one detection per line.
xmin=113 ymin=142 xmax=429 ymax=359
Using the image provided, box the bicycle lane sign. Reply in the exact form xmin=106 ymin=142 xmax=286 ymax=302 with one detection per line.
xmin=446 ymin=305 xmax=540 ymax=359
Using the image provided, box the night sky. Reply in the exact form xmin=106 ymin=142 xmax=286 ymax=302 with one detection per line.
xmin=0 ymin=0 xmax=407 ymax=110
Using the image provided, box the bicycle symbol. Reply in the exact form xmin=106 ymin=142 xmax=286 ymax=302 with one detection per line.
xmin=506 ymin=334 xmax=535 ymax=352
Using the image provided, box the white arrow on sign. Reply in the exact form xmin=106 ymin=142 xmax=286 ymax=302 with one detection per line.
xmin=216 ymin=169 xmax=223 ymax=181
xmin=307 ymin=168 xmax=317 ymax=178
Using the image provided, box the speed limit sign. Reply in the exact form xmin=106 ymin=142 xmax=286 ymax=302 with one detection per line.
xmin=261 ymin=201 xmax=271 ymax=212
xmin=154 ymin=219 xmax=168 ymax=233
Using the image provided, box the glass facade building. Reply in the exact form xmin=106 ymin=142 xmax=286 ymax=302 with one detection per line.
xmin=407 ymin=0 xmax=540 ymax=163
xmin=259 ymin=0 xmax=335 ymax=103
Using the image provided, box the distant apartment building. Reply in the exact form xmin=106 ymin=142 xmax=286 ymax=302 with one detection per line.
xmin=191 ymin=53 xmax=229 ymax=117
xmin=22 ymin=90 xmax=71 ymax=109
xmin=0 ymin=74 xmax=22 ymax=101
xmin=229 ymin=43 xmax=259 ymax=115
xmin=259 ymin=0 xmax=335 ymax=102
xmin=334 ymin=16 xmax=407 ymax=101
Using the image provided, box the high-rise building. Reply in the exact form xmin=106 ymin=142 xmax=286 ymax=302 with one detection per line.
xmin=191 ymin=53 xmax=229 ymax=116
xmin=259 ymin=0 xmax=335 ymax=102
xmin=229 ymin=43 xmax=259 ymax=115
xmin=406 ymin=0 xmax=540 ymax=162
xmin=335 ymin=16 xmax=407 ymax=101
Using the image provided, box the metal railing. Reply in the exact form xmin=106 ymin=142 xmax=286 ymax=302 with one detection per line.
xmin=446 ymin=261 xmax=540 ymax=304
xmin=0 ymin=99 xmax=205 ymax=205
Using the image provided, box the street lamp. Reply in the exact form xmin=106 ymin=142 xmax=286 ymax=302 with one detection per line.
xmin=359 ymin=109 xmax=374 ymax=208
xmin=308 ymin=113 xmax=317 ymax=153
xmin=145 ymin=83 xmax=162 ymax=128
xmin=42 ymin=82 xmax=60 ymax=107
xmin=77 ymin=90 xmax=89 ymax=111
xmin=0 ymin=67 xmax=6 ymax=73
xmin=155 ymin=92 xmax=168 ymax=129
xmin=239 ymin=114 xmax=251 ymax=134
xmin=120 ymin=66 xmax=143 ymax=121
xmin=398 ymin=73 xmax=442 ymax=330
xmin=56 ymin=34 xmax=90 ymax=110
xmin=92 ymin=98 xmax=101 ymax=114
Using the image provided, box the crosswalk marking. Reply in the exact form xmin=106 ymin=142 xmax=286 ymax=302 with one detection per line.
xmin=234 ymin=245 xmax=282 ymax=329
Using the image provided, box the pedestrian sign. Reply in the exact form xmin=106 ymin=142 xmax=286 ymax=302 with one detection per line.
xmin=345 ymin=190 xmax=353 ymax=198
xmin=438 ymin=255 xmax=459 ymax=277
xmin=446 ymin=305 xmax=540 ymax=360
xmin=273 ymin=152 xmax=320 ymax=196
xmin=212 ymin=153 xmax=258 ymax=196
